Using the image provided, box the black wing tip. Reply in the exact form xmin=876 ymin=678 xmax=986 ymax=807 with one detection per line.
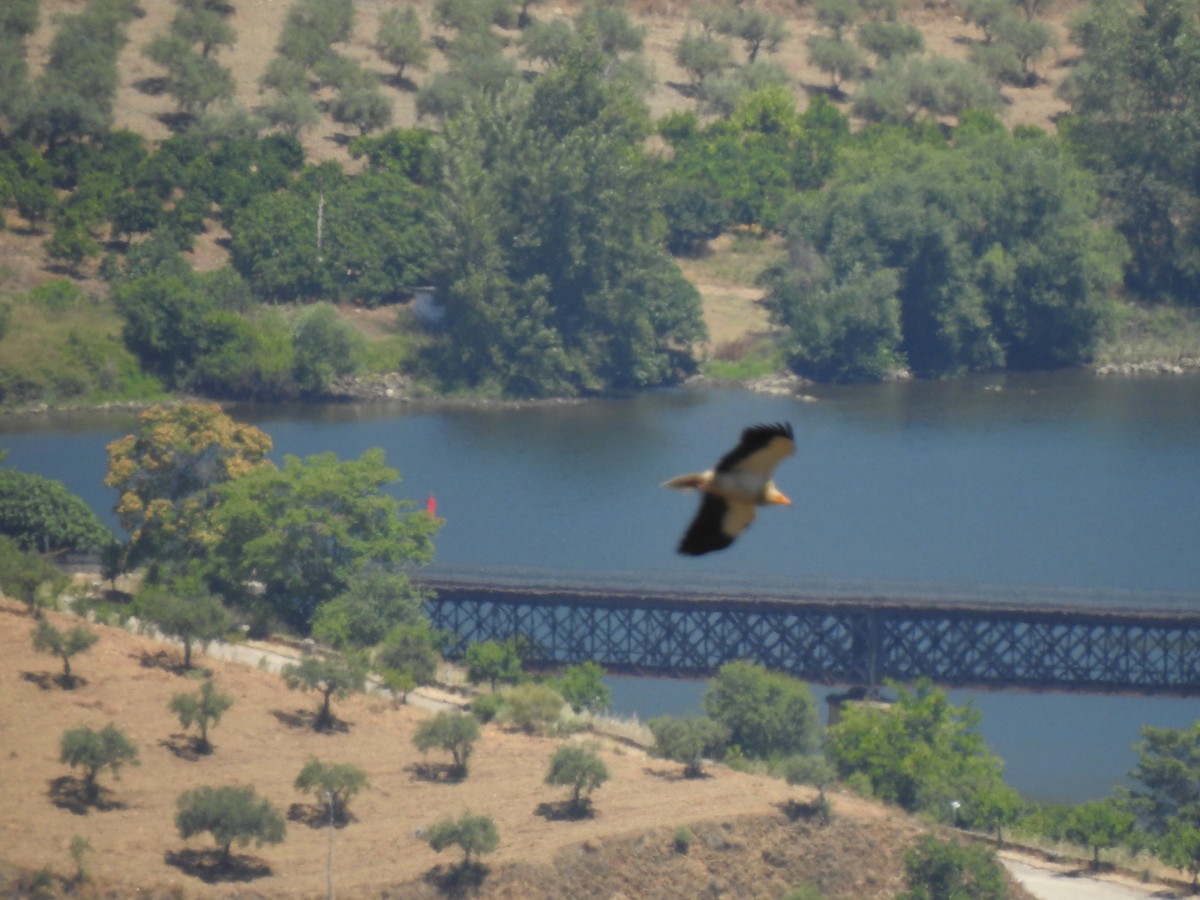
xmin=744 ymin=421 xmax=793 ymax=441
xmin=677 ymin=533 xmax=736 ymax=556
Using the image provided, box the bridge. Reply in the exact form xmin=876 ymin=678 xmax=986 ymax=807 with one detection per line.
xmin=419 ymin=571 xmax=1200 ymax=696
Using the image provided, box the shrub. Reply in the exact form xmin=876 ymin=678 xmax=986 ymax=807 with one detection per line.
xmin=502 ymin=682 xmax=565 ymax=735
xmin=175 ymin=785 xmax=286 ymax=865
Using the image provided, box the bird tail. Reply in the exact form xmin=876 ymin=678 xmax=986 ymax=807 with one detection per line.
xmin=663 ymin=472 xmax=709 ymax=491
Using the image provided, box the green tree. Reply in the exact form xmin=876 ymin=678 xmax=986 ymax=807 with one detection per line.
xmin=851 ymin=55 xmax=1002 ymax=125
xmin=21 ymin=0 xmax=137 ymax=147
xmin=1158 ymin=818 xmax=1200 ymax=891
xmin=703 ymin=660 xmax=821 ymax=760
xmin=971 ymin=781 xmax=1025 ymax=843
xmin=856 ymin=18 xmax=923 ymax=63
xmin=413 ymin=710 xmax=481 ymax=777
xmin=1126 ymin=721 xmax=1200 ymax=839
xmin=136 ymin=575 xmax=232 ymax=669
xmin=375 ymin=6 xmax=429 ymax=84
xmin=766 ymin=123 xmax=1123 ymax=380
xmin=556 ymin=661 xmax=611 ymax=714
xmin=104 ymin=402 xmax=273 ymax=565
xmin=228 ymin=166 xmax=433 ymax=306
xmin=208 ymin=448 xmax=438 ymax=629
xmin=0 ymin=535 xmax=68 ymax=614
xmin=33 ymin=618 xmax=99 ymax=687
xmin=545 ymin=744 xmax=609 ymax=812
xmin=142 ymin=0 xmax=238 ymax=120
xmin=714 ymin=2 xmax=788 ymax=64
xmin=60 ymin=722 xmax=139 ymax=804
xmin=825 ymin=679 xmax=1010 ymax=823
xmin=646 ymin=715 xmax=730 ymax=778
xmin=675 ymin=28 xmax=735 ymax=86
xmin=294 ymin=758 xmax=370 ymax=823
xmin=464 ymin=639 xmax=523 ymax=691
xmin=425 ymin=811 xmax=499 ymax=867
xmin=0 ymin=0 xmax=38 ymax=133
xmin=310 ymin=567 xmax=429 ymax=650
xmin=1059 ymin=0 xmax=1200 ymax=303
xmin=175 ymin=785 xmax=286 ymax=864
xmin=169 ymin=678 xmax=234 ymax=753
xmin=375 ymin=618 xmax=443 ymax=687
xmin=897 ymin=835 xmax=1007 ymax=900
xmin=291 ymin=303 xmax=363 ymax=396
xmin=426 ymin=48 xmax=704 ymax=396
xmin=281 ymin=653 xmax=368 ymax=731
xmin=0 ymin=468 xmax=112 ymax=554
xmin=1065 ymin=799 xmax=1135 ymax=869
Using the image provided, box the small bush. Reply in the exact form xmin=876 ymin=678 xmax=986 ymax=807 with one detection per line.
xmin=502 ymin=683 xmax=564 ymax=735
xmin=674 ymin=825 xmax=693 ymax=854
xmin=470 ymin=691 xmax=504 ymax=723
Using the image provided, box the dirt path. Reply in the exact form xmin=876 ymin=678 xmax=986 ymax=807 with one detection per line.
xmin=1000 ymin=854 xmax=1181 ymax=900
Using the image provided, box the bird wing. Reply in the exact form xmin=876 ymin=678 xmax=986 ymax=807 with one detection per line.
xmin=678 ymin=494 xmax=758 ymax=556
xmin=713 ymin=422 xmax=795 ymax=477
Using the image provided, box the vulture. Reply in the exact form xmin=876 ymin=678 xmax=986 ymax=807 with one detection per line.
xmin=664 ymin=422 xmax=796 ymax=556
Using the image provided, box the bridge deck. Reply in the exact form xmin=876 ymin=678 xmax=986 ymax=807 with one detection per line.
xmin=419 ymin=575 xmax=1200 ymax=696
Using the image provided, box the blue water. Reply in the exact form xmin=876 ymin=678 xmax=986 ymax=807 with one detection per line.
xmin=3 ymin=373 xmax=1200 ymax=802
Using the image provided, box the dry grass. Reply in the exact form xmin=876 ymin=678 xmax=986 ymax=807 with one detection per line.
xmin=0 ymin=595 xmax=958 ymax=898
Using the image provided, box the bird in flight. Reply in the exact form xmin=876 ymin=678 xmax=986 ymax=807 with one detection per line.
xmin=664 ymin=422 xmax=796 ymax=556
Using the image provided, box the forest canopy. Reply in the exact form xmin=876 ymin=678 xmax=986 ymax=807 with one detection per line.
xmin=0 ymin=0 xmax=1196 ymax=403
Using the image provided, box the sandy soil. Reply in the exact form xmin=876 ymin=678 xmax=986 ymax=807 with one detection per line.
xmin=16 ymin=0 xmax=1082 ymax=347
xmin=0 ymin=596 xmax=935 ymax=897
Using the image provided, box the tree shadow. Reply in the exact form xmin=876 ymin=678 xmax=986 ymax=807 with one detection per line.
xmin=159 ymin=733 xmax=209 ymax=762
xmin=48 ymin=776 xmax=124 ymax=815
xmin=778 ymin=797 xmax=832 ymax=825
xmin=133 ymin=76 xmax=169 ymax=96
xmin=287 ymin=802 xmax=354 ymax=829
xmin=534 ymin=800 xmax=595 ymax=821
xmin=799 ymin=81 xmax=848 ymax=102
xmin=406 ymin=761 xmax=467 ymax=784
xmin=385 ymin=73 xmax=420 ymax=92
xmin=164 ymin=848 xmax=273 ymax=884
xmin=424 ymin=861 xmax=490 ymax=898
xmin=666 ymin=80 xmax=701 ymax=100
xmin=23 ymin=671 xmax=86 ymax=691
xmin=269 ymin=708 xmax=351 ymax=734
xmin=136 ymin=648 xmax=194 ymax=675
xmin=643 ymin=766 xmax=711 ymax=782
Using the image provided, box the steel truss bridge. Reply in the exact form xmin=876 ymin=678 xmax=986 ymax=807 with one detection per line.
xmin=420 ymin=576 xmax=1200 ymax=696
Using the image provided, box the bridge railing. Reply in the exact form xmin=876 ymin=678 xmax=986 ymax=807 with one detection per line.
xmin=419 ymin=576 xmax=1200 ymax=696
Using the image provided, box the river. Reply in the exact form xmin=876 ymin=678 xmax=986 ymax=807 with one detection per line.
xmin=2 ymin=371 xmax=1199 ymax=802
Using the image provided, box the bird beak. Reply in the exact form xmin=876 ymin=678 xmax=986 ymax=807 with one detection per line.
xmin=771 ymin=489 xmax=792 ymax=506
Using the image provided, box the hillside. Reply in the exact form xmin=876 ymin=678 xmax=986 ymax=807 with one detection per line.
xmin=7 ymin=0 xmax=1081 ymax=351
xmin=0 ymin=595 xmax=953 ymax=898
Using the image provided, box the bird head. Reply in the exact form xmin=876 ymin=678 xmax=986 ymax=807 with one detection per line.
xmin=765 ymin=484 xmax=791 ymax=506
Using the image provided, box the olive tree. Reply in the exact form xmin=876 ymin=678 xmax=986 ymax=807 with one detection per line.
xmin=175 ymin=785 xmax=286 ymax=865
xmin=33 ymin=618 xmax=98 ymax=687
xmin=413 ymin=710 xmax=481 ymax=777
xmin=545 ymin=744 xmax=609 ymax=813
xmin=646 ymin=715 xmax=730 ymax=778
xmin=294 ymin=758 xmax=369 ymax=823
xmin=281 ymin=653 xmax=368 ymax=731
xmin=424 ymin=811 xmax=499 ymax=867
xmin=169 ymin=679 xmax=233 ymax=754
xmin=60 ymin=723 xmax=139 ymax=805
